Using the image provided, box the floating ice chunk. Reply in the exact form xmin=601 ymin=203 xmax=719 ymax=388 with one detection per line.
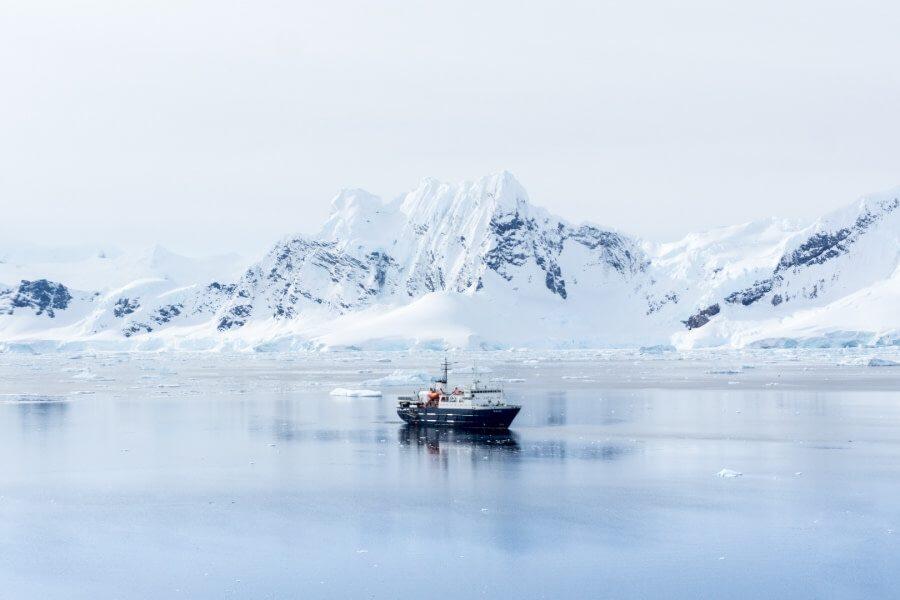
xmin=716 ymin=468 xmax=743 ymax=478
xmin=492 ymin=378 xmax=525 ymax=383
xmin=330 ymin=388 xmax=382 ymax=397
xmin=639 ymin=344 xmax=676 ymax=355
xmin=867 ymin=358 xmax=899 ymax=367
xmin=72 ymin=369 xmax=97 ymax=380
xmin=707 ymin=369 xmax=742 ymax=375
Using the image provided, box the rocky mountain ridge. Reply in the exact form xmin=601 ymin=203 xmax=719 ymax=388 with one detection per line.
xmin=1 ymin=173 xmax=897 ymax=351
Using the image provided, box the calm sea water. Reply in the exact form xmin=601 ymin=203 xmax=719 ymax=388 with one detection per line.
xmin=1 ymin=351 xmax=899 ymax=599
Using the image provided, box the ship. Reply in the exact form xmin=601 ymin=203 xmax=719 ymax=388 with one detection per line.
xmin=396 ymin=359 xmax=521 ymax=430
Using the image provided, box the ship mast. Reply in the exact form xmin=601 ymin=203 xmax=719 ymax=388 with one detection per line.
xmin=438 ymin=357 xmax=449 ymax=385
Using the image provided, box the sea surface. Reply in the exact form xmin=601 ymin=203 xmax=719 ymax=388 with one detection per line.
xmin=1 ymin=350 xmax=899 ymax=599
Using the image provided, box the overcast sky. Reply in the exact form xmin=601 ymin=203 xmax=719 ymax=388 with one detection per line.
xmin=2 ymin=0 xmax=899 ymax=257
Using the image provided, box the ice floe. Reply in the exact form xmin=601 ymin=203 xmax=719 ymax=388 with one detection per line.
xmin=639 ymin=344 xmax=676 ymax=355
xmin=329 ymin=388 xmax=382 ymax=397
xmin=716 ymin=468 xmax=743 ymax=478
xmin=867 ymin=358 xmax=899 ymax=367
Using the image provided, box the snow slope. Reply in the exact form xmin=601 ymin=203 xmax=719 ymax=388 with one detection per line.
xmin=1 ymin=174 xmax=897 ymax=351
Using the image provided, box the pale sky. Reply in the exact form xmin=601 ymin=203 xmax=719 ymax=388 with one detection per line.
xmin=2 ymin=0 xmax=899 ymax=257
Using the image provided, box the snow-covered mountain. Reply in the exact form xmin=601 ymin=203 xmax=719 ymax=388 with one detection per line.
xmin=1 ymin=172 xmax=897 ymax=352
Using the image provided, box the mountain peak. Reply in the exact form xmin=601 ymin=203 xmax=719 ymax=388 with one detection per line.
xmin=327 ymin=188 xmax=386 ymax=221
xmin=474 ymin=170 xmax=530 ymax=211
xmin=395 ymin=171 xmax=531 ymax=225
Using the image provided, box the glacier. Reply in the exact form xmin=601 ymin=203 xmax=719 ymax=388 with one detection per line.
xmin=1 ymin=172 xmax=898 ymax=352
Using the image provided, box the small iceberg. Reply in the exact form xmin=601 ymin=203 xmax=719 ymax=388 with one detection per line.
xmin=639 ymin=344 xmax=676 ymax=355
xmin=867 ymin=358 xmax=899 ymax=367
xmin=330 ymin=388 xmax=382 ymax=397
xmin=716 ymin=468 xmax=743 ymax=478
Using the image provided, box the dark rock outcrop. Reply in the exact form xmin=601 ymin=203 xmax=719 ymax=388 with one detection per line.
xmin=683 ymin=303 xmax=720 ymax=330
xmin=113 ymin=297 xmax=140 ymax=318
xmin=6 ymin=280 xmax=72 ymax=317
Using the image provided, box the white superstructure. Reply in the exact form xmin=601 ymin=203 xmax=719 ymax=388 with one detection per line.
xmin=401 ymin=360 xmax=508 ymax=408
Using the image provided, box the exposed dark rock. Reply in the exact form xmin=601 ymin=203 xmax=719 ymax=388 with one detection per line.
xmin=207 ymin=281 xmax=237 ymax=294
xmin=231 ymin=305 xmax=251 ymax=318
xmin=152 ymin=304 xmax=183 ymax=325
xmin=544 ymin=265 xmax=567 ymax=299
xmin=484 ymin=210 xmax=645 ymax=299
xmin=484 ymin=210 xmax=532 ymax=280
xmin=719 ymin=197 xmax=898 ymax=310
xmin=123 ymin=322 xmax=152 ymax=337
xmin=725 ymin=278 xmax=777 ymax=306
xmin=776 ymin=198 xmax=898 ymax=273
xmin=9 ymin=279 xmax=72 ymax=317
xmin=367 ymin=251 xmax=396 ymax=289
xmin=683 ymin=303 xmax=720 ymax=330
xmin=568 ymin=226 xmax=647 ymax=274
xmin=113 ymin=297 xmax=140 ymax=318
xmin=646 ymin=292 xmax=678 ymax=315
xmin=218 ymin=304 xmax=252 ymax=331
xmin=778 ymin=230 xmax=851 ymax=272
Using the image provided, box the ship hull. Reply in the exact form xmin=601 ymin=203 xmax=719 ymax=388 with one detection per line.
xmin=397 ymin=406 xmax=521 ymax=430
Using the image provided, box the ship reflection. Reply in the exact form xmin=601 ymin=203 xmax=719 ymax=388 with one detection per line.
xmin=17 ymin=397 xmax=70 ymax=434
xmin=398 ymin=425 xmax=520 ymax=456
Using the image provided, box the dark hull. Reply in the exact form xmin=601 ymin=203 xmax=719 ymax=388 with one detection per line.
xmin=397 ymin=405 xmax=521 ymax=430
